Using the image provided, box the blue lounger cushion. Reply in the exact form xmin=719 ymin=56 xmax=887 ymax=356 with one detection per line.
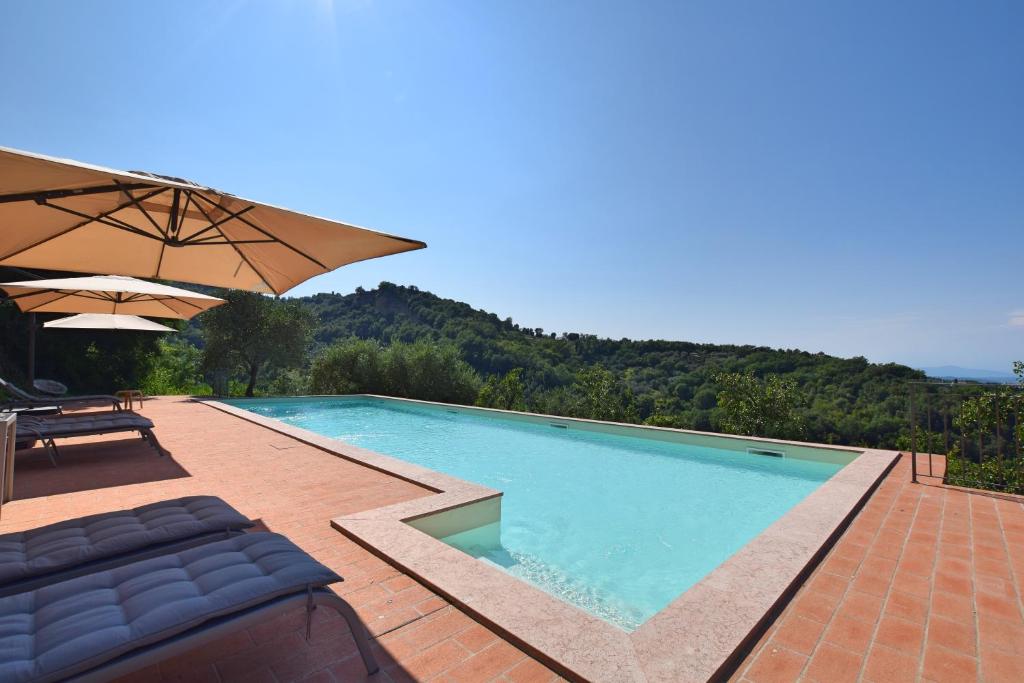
xmin=16 ymin=412 xmax=154 ymax=438
xmin=0 ymin=496 xmax=253 ymax=589
xmin=0 ymin=532 xmax=340 ymax=683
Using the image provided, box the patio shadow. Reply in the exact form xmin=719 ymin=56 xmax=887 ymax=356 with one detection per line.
xmin=147 ymin=517 xmax=417 ymax=683
xmin=13 ymin=439 xmax=190 ymax=500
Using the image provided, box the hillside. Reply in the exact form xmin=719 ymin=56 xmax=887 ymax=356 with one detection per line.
xmin=299 ymin=282 xmax=923 ymax=448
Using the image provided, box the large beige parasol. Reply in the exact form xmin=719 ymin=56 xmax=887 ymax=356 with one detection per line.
xmin=0 ymin=275 xmax=224 ymax=319
xmin=0 ymin=275 xmax=221 ymax=382
xmin=43 ymin=314 xmax=178 ymax=332
xmin=0 ymin=146 xmax=426 ymax=294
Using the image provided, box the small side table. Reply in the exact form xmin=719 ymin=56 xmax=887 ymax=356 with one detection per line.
xmin=115 ymin=390 xmax=145 ymax=411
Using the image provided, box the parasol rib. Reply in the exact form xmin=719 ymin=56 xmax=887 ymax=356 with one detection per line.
xmin=0 ymin=186 xmax=169 ymax=261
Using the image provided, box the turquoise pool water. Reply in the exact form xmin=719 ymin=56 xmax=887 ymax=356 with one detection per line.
xmin=227 ymin=397 xmax=846 ymax=630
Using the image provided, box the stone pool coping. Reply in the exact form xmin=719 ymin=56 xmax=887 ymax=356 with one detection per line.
xmin=200 ymin=396 xmax=900 ymax=683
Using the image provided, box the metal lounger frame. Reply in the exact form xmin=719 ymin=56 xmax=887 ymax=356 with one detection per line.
xmin=0 ymin=378 xmax=123 ymax=412
xmin=17 ymin=421 xmax=167 ymax=466
xmin=0 ymin=399 xmax=123 ymax=414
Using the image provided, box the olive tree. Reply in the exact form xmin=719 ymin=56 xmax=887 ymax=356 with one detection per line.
xmin=713 ymin=371 xmax=805 ymax=439
xmin=308 ymin=338 xmax=480 ymax=404
xmin=567 ymin=365 xmax=638 ymax=423
xmin=476 ymin=367 xmax=527 ymax=411
xmin=200 ymin=291 xmax=314 ymax=397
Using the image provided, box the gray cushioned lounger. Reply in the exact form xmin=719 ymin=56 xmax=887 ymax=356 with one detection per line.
xmin=15 ymin=412 xmax=165 ymax=464
xmin=0 ymin=377 xmax=122 ymax=412
xmin=0 ymin=496 xmax=253 ymax=596
xmin=0 ymin=532 xmax=377 ymax=682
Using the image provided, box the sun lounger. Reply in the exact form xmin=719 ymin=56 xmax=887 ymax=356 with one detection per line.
xmin=0 ymin=495 xmax=253 ymax=597
xmin=14 ymin=412 xmax=166 ymax=465
xmin=0 ymin=532 xmax=378 ymax=682
xmin=0 ymin=377 xmax=121 ymax=412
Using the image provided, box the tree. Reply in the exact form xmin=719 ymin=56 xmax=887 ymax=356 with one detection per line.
xmin=400 ymin=341 xmax=480 ymax=403
xmin=946 ymin=362 xmax=1024 ymax=494
xmin=201 ymin=291 xmax=314 ymax=397
xmin=477 ymin=368 xmax=527 ymax=411
xmin=714 ymin=371 xmax=805 ymax=439
xmin=643 ymin=396 xmax=689 ymax=428
xmin=952 ymin=361 xmax=1024 ymax=463
xmin=567 ymin=365 xmax=638 ymax=423
xmin=141 ymin=337 xmax=209 ymax=396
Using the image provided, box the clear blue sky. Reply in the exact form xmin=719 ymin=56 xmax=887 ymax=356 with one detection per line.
xmin=2 ymin=1 xmax=1021 ymax=370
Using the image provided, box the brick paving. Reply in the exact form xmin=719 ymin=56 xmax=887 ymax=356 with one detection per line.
xmin=732 ymin=454 xmax=1024 ymax=683
xmin=1 ymin=397 xmax=561 ymax=683
xmin=5 ymin=399 xmax=1023 ymax=682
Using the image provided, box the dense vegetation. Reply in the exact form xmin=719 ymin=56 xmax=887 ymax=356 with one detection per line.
xmin=712 ymin=371 xmax=806 ymax=440
xmin=308 ymin=338 xmax=479 ymax=404
xmin=1 ymin=296 xmax=167 ymax=392
xmin=299 ymin=283 xmax=922 ymax=447
xmin=942 ymin=363 xmax=1024 ymax=494
xmin=3 ymin=280 xmax=1004 ymax=453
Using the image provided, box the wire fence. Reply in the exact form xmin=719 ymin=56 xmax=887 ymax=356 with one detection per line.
xmin=909 ymin=380 xmax=1024 ymax=493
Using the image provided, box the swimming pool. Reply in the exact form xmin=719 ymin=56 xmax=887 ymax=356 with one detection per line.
xmin=227 ymin=396 xmax=849 ymax=631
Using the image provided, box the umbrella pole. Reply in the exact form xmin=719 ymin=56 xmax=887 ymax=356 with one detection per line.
xmin=27 ymin=312 xmax=36 ymax=385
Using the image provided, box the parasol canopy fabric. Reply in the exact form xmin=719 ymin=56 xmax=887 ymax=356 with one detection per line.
xmin=43 ymin=313 xmax=178 ymax=332
xmin=0 ymin=146 xmax=426 ymax=294
xmin=0 ymin=274 xmax=224 ymax=319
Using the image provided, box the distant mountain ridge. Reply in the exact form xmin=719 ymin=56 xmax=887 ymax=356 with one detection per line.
xmin=919 ymin=366 xmax=1017 ymax=383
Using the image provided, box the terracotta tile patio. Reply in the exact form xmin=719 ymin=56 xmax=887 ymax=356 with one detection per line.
xmin=3 ymin=397 xmax=1022 ymax=682
xmin=731 ymin=454 xmax=1024 ymax=683
xmin=2 ymin=397 xmax=561 ymax=683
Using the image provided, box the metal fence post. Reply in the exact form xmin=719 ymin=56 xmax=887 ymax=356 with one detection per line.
xmin=925 ymin=393 xmax=934 ymax=477
xmin=995 ymin=392 xmax=1003 ymax=482
xmin=910 ymin=385 xmax=917 ymax=484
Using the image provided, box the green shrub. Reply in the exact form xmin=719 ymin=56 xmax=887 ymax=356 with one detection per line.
xmin=476 ymin=368 xmax=527 ymax=411
xmin=309 ymin=338 xmax=479 ymax=404
xmin=140 ymin=338 xmax=211 ymax=396
xmin=565 ymin=365 xmax=638 ymax=423
xmin=713 ymin=371 xmax=805 ymax=439
xmin=308 ymin=338 xmax=385 ymax=394
xmin=945 ymin=445 xmax=1024 ymax=495
xmin=266 ymin=368 xmax=309 ymax=396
